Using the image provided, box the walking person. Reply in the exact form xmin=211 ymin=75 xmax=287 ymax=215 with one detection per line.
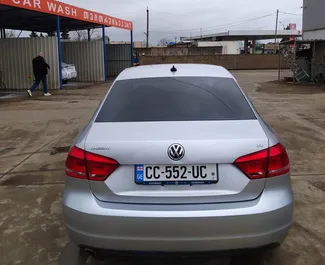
xmin=27 ymin=52 xmax=51 ymax=97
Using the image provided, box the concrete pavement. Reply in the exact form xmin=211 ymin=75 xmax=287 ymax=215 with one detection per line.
xmin=0 ymin=71 xmax=325 ymax=265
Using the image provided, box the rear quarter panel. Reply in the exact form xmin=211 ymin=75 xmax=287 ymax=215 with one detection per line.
xmin=232 ymin=77 xmax=279 ymax=147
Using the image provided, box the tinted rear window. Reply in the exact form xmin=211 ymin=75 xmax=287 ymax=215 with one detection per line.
xmin=95 ymin=77 xmax=256 ymax=122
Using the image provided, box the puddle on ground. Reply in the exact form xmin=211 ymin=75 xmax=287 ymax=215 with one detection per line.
xmin=310 ymin=181 xmax=325 ymax=193
xmin=51 ymin=146 xmax=71 ymax=155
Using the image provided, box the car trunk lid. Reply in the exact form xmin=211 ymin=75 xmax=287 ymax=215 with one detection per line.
xmin=85 ymin=120 xmax=268 ymax=204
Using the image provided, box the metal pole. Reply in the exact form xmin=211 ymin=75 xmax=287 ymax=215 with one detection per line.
xmin=278 ymin=43 xmax=281 ymax=81
xmin=56 ymin=16 xmax=63 ymax=89
xmin=312 ymin=41 xmax=316 ymax=80
xmin=131 ymin=30 xmax=134 ymax=67
xmin=87 ymin=29 xmax=91 ymax=41
xmin=293 ymin=39 xmax=297 ymax=83
xmin=102 ymin=26 xmax=107 ymax=82
xmin=244 ymin=39 xmax=249 ymax=55
xmin=146 ymin=7 xmax=149 ymax=48
xmin=312 ymin=41 xmax=316 ymax=64
xmin=252 ymin=39 xmax=256 ymax=54
xmin=274 ymin=9 xmax=279 ymax=53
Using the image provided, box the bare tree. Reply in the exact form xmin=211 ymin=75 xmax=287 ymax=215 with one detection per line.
xmin=158 ymin=38 xmax=171 ymax=46
xmin=97 ymin=35 xmax=110 ymax=44
xmin=71 ymin=29 xmax=96 ymax=41
xmin=29 ymin=31 xmax=39 ymax=38
xmin=71 ymin=30 xmax=86 ymax=41
xmin=93 ymin=30 xmax=102 ymax=40
xmin=48 ymin=31 xmax=56 ymax=37
xmin=89 ymin=29 xmax=100 ymax=40
xmin=61 ymin=30 xmax=70 ymax=40
xmin=5 ymin=30 xmax=16 ymax=38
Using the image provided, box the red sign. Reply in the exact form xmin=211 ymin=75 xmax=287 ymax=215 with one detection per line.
xmin=0 ymin=0 xmax=133 ymax=30
xmin=289 ymin=23 xmax=296 ymax=30
xmin=289 ymin=23 xmax=297 ymax=48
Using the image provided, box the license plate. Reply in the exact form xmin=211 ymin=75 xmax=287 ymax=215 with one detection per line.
xmin=135 ymin=165 xmax=218 ymax=185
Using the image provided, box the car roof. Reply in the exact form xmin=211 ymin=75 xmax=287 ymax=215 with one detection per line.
xmin=116 ymin=64 xmax=234 ymax=81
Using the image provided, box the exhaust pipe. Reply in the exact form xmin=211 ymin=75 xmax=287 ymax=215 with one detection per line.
xmin=82 ymin=247 xmax=106 ymax=261
xmin=84 ymin=248 xmax=96 ymax=257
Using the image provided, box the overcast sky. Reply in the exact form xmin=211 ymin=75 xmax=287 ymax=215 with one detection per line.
xmin=60 ymin=0 xmax=303 ymax=44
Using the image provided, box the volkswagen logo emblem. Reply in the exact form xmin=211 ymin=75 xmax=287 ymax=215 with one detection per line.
xmin=168 ymin=144 xmax=185 ymax=161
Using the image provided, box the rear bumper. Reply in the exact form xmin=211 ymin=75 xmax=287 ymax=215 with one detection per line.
xmin=63 ymin=176 xmax=294 ymax=252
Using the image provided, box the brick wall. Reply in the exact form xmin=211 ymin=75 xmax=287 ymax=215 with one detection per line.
xmin=139 ymin=54 xmax=282 ymax=70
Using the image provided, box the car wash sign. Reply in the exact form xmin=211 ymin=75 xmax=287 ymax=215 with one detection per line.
xmin=0 ymin=0 xmax=133 ymax=30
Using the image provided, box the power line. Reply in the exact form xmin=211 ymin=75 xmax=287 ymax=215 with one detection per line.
xmin=152 ymin=11 xmax=192 ymax=17
xmin=207 ymin=15 xmax=275 ymax=30
xmin=200 ymin=13 xmax=276 ymax=34
xmin=152 ymin=6 xmax=232 ymax=18
xmin=137 ymin=10 xmax=300 ymax=38
xmin=146 ymin=12 xmax=276 ymax=34
xmin=160 ymin=10 xmax=300 ymax=37
xmin=279 ymin=11 xmax=302 ymax=16
xmin=193 ymin=12 xmax=276 ymax=32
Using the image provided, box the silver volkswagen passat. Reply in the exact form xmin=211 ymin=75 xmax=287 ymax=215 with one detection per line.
xmin=63 ymin=64 xmax=294 ymax=255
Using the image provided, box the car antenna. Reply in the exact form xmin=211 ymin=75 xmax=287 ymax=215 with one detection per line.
xmin=171 ymin=65 xmax=177 ymax=73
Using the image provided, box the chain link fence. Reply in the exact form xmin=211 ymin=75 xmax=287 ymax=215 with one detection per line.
xmin=278 ymin=40 xmax=325 ymax=83
xmin=278 ymin=42 xmax=295 ymax=82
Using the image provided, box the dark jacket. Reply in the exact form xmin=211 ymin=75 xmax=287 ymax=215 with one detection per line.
xmin=32 ymin=56 xmax=50 ymax=80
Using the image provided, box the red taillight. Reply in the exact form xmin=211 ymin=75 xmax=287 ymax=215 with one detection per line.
xmin=65 ymin=146 xmax=87 ymax=179
xmin=235 ymin=143 xmax=290 ymax=179
xmin=268 ymin=143 xmax=290 ymax=177
xmin=235 ymin=149 xmax=268 ymax=179
xmin=85 ymin=152 xmax=119 ymax=181
xmin=65 ymin=146 xmax=119 ymax=181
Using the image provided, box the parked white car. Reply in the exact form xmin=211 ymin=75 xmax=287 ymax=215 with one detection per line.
xmin=62 ymin=62 xmax=77 ymax=83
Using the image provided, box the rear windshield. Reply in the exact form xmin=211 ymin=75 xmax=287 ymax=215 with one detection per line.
xmin=95 ymin=77 xmax=256 ymax=122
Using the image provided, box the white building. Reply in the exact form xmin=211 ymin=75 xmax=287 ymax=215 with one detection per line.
xmin=195 ymin=41 xmax=241 ymax=54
